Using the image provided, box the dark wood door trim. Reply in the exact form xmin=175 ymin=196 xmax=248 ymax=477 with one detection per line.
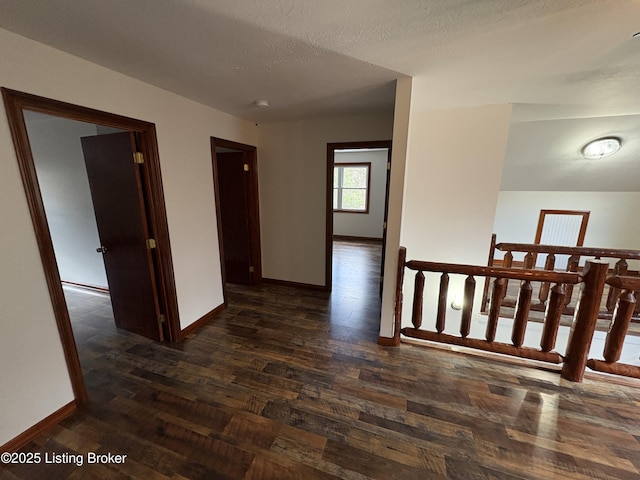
xmin=1 ymin=88 xmax=182 ymax=405
xmin=210 ymin=137 xmax=262 ymax=295
xmin=326 ymin=140 xmax=392 ymax=291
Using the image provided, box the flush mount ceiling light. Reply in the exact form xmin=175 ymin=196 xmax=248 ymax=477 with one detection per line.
xmin=253 ymin=99 xmax=269 ymax=108
xmin=581 ymin=137 xmax=621 ymax=160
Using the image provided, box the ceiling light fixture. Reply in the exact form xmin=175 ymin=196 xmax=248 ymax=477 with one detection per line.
xmin=253 ymin=99 xmax=269 ymax=108
xmin=581 ymin=137 xmax=621 ymax=160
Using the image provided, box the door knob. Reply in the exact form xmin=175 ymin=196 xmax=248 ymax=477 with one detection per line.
xmin=96 ymin=246 xmax=108 ymax=254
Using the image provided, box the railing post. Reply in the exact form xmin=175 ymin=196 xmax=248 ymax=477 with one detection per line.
xmin=561 ymin=260 xmax=609 ymax=382
xmin=392 ymin=247 xmax=407 ymax=346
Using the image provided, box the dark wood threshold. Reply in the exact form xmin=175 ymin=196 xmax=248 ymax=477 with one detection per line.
xmin=0 ymin=401 xmax=76 ymax=453
xmin=62 ymin=280 xmax=109 ymax=295
xmin=181 ymin=303 xmax=226 ymax=337
xmin=262 ymin=277 xmax=328 ymax=291
xmin=333 ymin=235 xmax=383 ymax=243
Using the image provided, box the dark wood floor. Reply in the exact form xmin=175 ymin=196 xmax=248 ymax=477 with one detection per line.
xmin=3 ymin=240 xmax=640 ymax=479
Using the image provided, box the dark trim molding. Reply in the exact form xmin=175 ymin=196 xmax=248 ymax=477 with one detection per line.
xmin=377 ymin=336 xmax=399 ymax=347
xmin=0 ymin=401 xmax=76 ymax=453
xmin=1 ymin=88 xmax=182 ymax=409
xmin=262 ymin=277 xmax=327 ymax=291
xmin=181 ymin=302 xmax=226 ymax=337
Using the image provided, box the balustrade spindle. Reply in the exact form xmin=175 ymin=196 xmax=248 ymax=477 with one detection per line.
xmin=502 ymin=251 xmax=513 ymax=300
xmin=540 ymin=284 xmax=565 ymax=352
xmin=524 ymin=252 xmax=535 ymax=270
xmin=512 ymin=280 xmax=532 ymax=347
xmin=607 ymin=259 xmax=628 ymax=312
xmin=486 ymin=278 xmax=506 ymax=342
xmin=436 ymin=272 xmax=448 ymax=333
xmin=539 ymin=253 xmax=556 ymax=304
xmin=411 ymin=271 xmax=425 ymax=329
xmin=603 ymin=290 xmax=636 ymax=363
xmin=564 ymin=255 xmax=580 ymax=307
xmin=460 ymin=275 xmax=475 ymax=338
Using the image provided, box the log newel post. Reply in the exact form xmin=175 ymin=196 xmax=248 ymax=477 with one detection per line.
xmin=540 ymin=284 xmax=565 ymax=352
xmin=512 ymin=280 xmax=532 ymax=347
xmin=603 ymin=290 xmax=636 ymax=363
xmin=436 ymin=272 xmax=449 ymax=333
xmin=392 ymin=247 xmax=407 ymax=346
xmin=561 ymin=260 xmax=609 ymax=382
xmin=486 ymin=277 xmax=506 ymax=342
xmin=412 ymin=271 xmax=425 ymax=329
xmin=460 ymin=275 xmax=475 ymax=338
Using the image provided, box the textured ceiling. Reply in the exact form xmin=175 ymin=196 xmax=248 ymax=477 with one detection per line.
xmin=1 ymin=0 xmax=639 ymax=190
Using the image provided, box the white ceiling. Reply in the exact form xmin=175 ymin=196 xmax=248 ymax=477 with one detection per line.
xmin=1 ymin=0 xmax=639 ymax=191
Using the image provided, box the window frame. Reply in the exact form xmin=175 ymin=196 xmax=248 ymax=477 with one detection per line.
xmin=333 ymin=162 xmax=371 ymax=214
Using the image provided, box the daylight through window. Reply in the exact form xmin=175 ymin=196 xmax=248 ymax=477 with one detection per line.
xmin=333 ymin=163 xmax=370 ymax=213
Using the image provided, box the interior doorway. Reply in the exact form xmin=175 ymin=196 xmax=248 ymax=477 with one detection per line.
xmin=210 ymin=137 xmax=261 ymax=292
xmin=326 ymin=140 xmax=392 ymax=294
xmin=2 ymin=88 xmax=180 ymax=405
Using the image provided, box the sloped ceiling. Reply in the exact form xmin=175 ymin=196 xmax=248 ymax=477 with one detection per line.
xmin=1 ymin=0 xmax=639 ymax=190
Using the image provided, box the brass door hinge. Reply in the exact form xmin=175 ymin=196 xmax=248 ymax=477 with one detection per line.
xmin=243 ymin=163 xmax=249 ymax=172
xmin=387 ymin=162 xmax=391 ymax=170
xmin=158 ymin=314 xmax=165 ymax=324
xmin=249 ymin=266 xmax=255 ymax=273
xmin=133 ymin=152 xmax=144 ymax=164
xmin=146 ymin=238 xmax=157 ymax=249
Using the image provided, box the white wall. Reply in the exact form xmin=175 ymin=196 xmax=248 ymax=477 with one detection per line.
xmin=257 ymin=114 xmax=393 ymax=286
xmin=493 ymin=191 xmax=640 ymax=269
xmin=385 ymin=102 xmax=512 ymax=335
xmin=333 ymin=149 xmax=388 ymax=239
xmin=0 ymin=28 xmax=257 ymax=446
xmin=25 ymin=113 xmax=109 ymax=288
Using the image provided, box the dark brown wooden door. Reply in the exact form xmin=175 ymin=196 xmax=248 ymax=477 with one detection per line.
xmin=81 ymin=132 xmax=163 ymax=341
xmin=216 ymin=151 xmax=252 ymax=284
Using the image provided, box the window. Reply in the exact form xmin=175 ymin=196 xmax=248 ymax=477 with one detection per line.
xmin=333 ymin=162 xmax=370 ymax=213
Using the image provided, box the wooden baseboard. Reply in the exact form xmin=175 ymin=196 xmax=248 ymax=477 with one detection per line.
xmin=181 ymin=302 xmax=226 ymax=337
xmin=333 ymin=235 xmax=383 ymax=243
xmin=262 ymin=278 xmax=328 ymax=291
xmin=1 ymin=401 xmax=76 ymax=453
xmin=61 ymin=280 xmax=109 ymax=294
xmin=377 ymin=336 xmax=399 ymax=347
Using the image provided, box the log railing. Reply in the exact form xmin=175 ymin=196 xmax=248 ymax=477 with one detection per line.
xmin=394 ymin=247 xmax=615 ymax=382
xmin=481 ymin=235 xmax=640 ymax=321
xmin=585 ymin=276 xmax=640 ymax=380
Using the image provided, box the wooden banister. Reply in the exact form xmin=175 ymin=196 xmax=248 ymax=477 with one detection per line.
xmin=396 ymin=247 xmax=629 ymax=382
xmin=404 ymin=260 xmax=582 ymax=284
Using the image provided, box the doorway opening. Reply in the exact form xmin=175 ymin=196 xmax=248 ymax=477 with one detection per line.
xmin=210 ymin=137 xmax=261 ymax=297
xmin=2 ymin=88 xmax=180 ymax=405
xmin=326 ymin=141 xmax=392 ymax=295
